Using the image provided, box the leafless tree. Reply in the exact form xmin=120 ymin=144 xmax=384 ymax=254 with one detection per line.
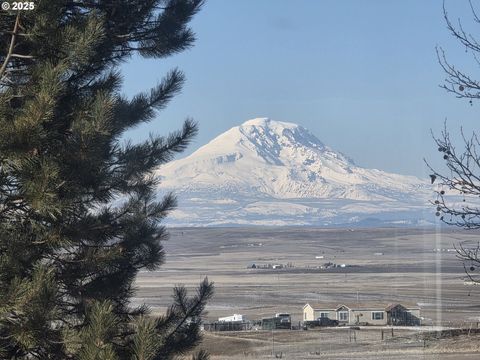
xmin=430 ymin=0 xmax=480 ymax=282
xmin=428 ymin=126 xmax=480 ymax=282
xmin=438 ymin=1 xmax=480 ymax=102
xmin=429 ymin=126 xmax=480 ymax=228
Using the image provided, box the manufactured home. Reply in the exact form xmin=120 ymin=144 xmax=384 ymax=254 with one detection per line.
xmin=303 ymin=302 xmax=421 ymax=326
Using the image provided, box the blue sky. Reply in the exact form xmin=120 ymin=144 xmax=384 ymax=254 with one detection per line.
xmin=121 ymin=0 xmax=479 ymax=177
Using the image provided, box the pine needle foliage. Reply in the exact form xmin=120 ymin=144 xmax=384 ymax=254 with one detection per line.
xmin=0 ymin=1 xmax=212 ymax=358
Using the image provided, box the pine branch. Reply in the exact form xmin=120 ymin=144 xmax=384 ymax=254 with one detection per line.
xmin=0 ymin=14 xmax=20 ymax=81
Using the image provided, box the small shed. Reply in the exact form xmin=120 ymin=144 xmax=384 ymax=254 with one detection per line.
xmin=385 ymin=304 xmax=421 ymax=326
xmin=261 ymin=314 xmax=291 ymax=330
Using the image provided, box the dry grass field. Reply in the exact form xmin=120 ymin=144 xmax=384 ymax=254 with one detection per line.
xmin=134 ymin=227 xmax=480 ymax=358
xmin=201 ymin=328 xmax=480 ymax=359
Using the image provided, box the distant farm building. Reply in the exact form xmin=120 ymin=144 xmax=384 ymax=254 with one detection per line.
xmin=218 ymin=314 xmax=246 ymax=322
xmin=203 ymin=314 xmax=250 ymax=331
xmin=303 ymin=302 xmax=421 ymax=326
xmin=261 ymin=313 xmax=292 ymax=330
xmin=464 ymin=278 xmax=480 ymax=286
xmin=203 ymin=321 xmax=250 ymax=332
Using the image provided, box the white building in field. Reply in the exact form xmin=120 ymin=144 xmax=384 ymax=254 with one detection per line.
xmin=218 ymin=314 xmax=247 ymax=322
xmin=303 ymin=302 xmax=421 ymax=326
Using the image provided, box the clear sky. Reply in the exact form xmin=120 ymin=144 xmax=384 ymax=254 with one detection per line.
xmin=121 ymin=0 xmax=479 ymax=177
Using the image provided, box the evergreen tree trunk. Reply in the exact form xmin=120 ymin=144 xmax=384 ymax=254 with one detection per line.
xmin=0 ymin=1 xmax=212 ymax=359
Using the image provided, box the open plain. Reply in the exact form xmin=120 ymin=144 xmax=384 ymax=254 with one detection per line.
xmin=135 ymin=227 xmax=480 ymax=358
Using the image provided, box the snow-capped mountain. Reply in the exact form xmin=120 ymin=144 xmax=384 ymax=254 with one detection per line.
xmin=155 ymin=118 xmax=433 ymax=226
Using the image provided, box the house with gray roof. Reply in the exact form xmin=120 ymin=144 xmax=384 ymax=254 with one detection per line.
xmin=303 ymin=302 xmax=421 ymax=326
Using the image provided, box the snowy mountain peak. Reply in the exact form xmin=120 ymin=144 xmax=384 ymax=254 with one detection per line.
xmin=240 ymin=117 xmax=298 ymax=130
xmin=192 ymin=117 xmax=338 ymax=169
xmin=156 ymin=118 xmax=432 ymax=226
xmin=236 ymin=117 xmax=329 ymax=164
xmin=241 ymin=117 xmax=272 ymax=126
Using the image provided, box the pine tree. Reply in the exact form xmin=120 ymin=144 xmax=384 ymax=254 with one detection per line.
xmin=0 ymin=1 xmax=212 ymax=358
